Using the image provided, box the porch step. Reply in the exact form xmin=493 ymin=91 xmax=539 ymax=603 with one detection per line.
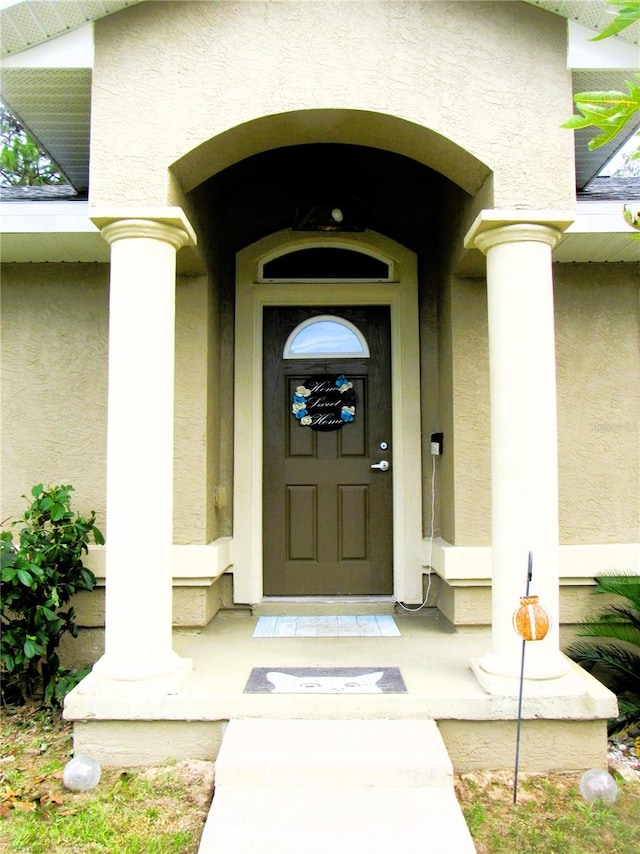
xmin=253 ymin=596 xmax=396 ymax=616
xmin=197 ymin=719 xmax=476 ymax=853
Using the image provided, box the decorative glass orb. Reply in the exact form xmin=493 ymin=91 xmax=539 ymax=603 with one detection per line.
xmin=579 ymin=769 xmax=618 ymax=804
xmin=63 ymin=755 xmax=101 ymax=792
xmin=512 ymin=595 xmax=551 ymax=641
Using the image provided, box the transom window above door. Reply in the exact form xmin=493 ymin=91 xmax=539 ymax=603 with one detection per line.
xmin=283 ymin=315 xmax=370 ymax=359
xmin=260 ymin=247 xmax=393 ymax=281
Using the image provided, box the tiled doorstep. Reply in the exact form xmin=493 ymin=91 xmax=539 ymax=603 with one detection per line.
xmin=253 ymin=614 xmax=401 ymax=638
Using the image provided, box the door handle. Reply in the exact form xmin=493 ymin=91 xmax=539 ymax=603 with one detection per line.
xmin=370 ymin=460 xmax=390 ymax=471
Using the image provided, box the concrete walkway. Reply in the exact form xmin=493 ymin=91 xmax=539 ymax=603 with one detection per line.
xmin=198 ymin=718 xmax=476 ymax=853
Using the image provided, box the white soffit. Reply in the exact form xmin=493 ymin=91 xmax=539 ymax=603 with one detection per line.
xmin=0 ymin=2 xmax=143 ymax=192
xmin=0 ymin=65 xmax=92 ymax=190
xmin=0 ymin=200 xmax=110 ymax=262
xmin=0 ymin=1 xmax=142 ymax=58
xmin=0 ymin=201 xmax=202 ymax=271
xmin=556 ymin=202 xmax=640 ymax=262
xmin=1 ymin=26 xmax=94 ymax=193
xmin=526 ymin=0 xmax=640 ymax=47
xmin=554 ymin=232 xmax=640 ymax=263
xmin=1 ymin=21 xmax=93 ymax=67
xmin=568 ymin=19 xmax=640 ymax=66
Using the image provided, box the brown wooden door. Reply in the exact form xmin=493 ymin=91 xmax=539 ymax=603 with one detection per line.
xmin=263 ymin=306 xmax=392 ymax=595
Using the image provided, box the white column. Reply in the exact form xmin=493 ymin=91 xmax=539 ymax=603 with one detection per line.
xmin=465 ymin=211 xmax=573 ymax=680
xmin=91 ymin=209 xmax=196 ymax=681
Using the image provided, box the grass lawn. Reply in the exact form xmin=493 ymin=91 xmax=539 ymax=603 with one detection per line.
xmin=1 ymin=705 xmax=639 ymax=853
xmin=456 ymin=768 xmax=640 ymax=854
xmin=0 ymin=707 xmax=212 ymax=853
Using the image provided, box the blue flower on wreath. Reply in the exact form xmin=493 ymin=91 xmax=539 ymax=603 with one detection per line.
xmin=292 ymin=385 xmax=311 ymax=419
xmin=341 ymin=405 xmax=355 ymax=422
xmin=336 ymin=375 xmax=353 ymax=393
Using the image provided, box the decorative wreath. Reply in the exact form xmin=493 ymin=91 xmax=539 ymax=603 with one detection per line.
xmin=292 ymin=374 xmax=357 ymax=432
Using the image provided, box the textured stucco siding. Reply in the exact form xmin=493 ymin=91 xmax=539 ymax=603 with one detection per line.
xmin=443 ymin=262 xmax=640 ymax=547
xmin=90 ymin=0 xmax=574 ymax=208
xmin=1 ymin=264 xmax=109 ymax=525
xmin=555 ymin=264 xmax=640 ymax=545
xmin=174 ymin=275 xmax=209 ymax=543
xmin=449 ymin=276 xmax=492 ymax=545
xmin=0 ymin=265 xmax=212 ymax=544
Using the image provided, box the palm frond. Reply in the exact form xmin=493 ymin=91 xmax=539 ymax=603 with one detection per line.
xmin=590 ymin=573 xmax=640 ymax=609
xmin=576 ymin=619 xmax=640 ymax=647
xmin=611 ymin=696 xmax=640 ymax=735
xmin=609 ymin=604 xmax=640 ymax=629
xmin=570 ymin=573 xmax=640 ymax=733
xmin=570 ymin=642 xmax=640 ymax=692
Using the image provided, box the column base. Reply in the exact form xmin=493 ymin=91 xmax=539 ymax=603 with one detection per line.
xmin=91 ymin=650 xmax=192 ymax=683
xmin=471 ymin=652 xmax=573 ymax=697
xmin=474 ymin=646 xmax=571 ymax=682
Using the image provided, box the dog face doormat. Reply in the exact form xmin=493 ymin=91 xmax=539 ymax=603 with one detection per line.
xmin=243 ymin=666 xmax=407 ymax=694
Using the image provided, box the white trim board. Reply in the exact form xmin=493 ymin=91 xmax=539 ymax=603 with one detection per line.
xmin=426 ymin=538 xmax=640 ymax=582
xmin=233 ymin=229 xmax=424 ymax=605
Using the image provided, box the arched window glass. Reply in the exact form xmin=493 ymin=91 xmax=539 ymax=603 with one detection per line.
xmin=262 ymin=248 xmax=391 ymax=280
xmin=283 ymin=315 xmax=370 ymax=359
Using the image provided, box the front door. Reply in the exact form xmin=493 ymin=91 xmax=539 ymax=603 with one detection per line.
xmin=263 ymin=306 xmax=393 ymax=595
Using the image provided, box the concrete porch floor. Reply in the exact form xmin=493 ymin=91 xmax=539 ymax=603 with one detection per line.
xmin=65 ymin=608 xmax=617 ymax=772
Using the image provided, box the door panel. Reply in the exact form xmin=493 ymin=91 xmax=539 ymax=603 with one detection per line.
xmin=263 ymin=306 xmax=392 ymax=595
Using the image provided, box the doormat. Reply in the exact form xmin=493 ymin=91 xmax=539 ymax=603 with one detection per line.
xmin=244 ymin=666 xmax=407 ymax=694
xmin=252 ymin=615 xmax=400 ymax=638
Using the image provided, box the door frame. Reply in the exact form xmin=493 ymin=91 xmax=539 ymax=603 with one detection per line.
xmin=233 ymin=229 xmax=423 ymax=604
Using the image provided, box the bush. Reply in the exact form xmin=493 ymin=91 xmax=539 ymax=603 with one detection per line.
xmin=1 ymin=484 xmax=104 ymax=706
xmin=569 ymin=574 xmax=640 ymax=735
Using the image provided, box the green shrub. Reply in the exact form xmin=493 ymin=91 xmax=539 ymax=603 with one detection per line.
xmin=569 ymin=574 xmax=640 ymax=734
xmin=1 ymin=484 xmax=104 ymax=706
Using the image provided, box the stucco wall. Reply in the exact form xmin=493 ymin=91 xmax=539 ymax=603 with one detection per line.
xmin=442 ymin=262 xmax=640 ymax=548
xmin=174 ymin=274 xmax=210 ymax=543
xmin=0 ymin=265 xmax=213 ymax=544
xmin=555 ymin=263 xmax=640 ymax=544
xmin=449 ymin=276 xmax=492 ymax=545
xmin=90 ymin=0 xmax=574 ymax=209
xmin=1 ymin=264 xmax=109 ymax=524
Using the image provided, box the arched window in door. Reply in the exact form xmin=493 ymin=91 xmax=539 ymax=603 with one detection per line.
xmin=283 ymin=315 xmax=370 ymax=359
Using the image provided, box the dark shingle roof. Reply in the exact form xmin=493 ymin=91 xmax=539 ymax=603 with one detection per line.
xmin=578 ymin=177 xmax=640 ymax=201
xmin=0 ymin=184 xmax=80 ymax=201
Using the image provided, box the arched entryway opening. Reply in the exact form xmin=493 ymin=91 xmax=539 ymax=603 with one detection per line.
xmin=175 ymin=113 xmax=492 ymax=606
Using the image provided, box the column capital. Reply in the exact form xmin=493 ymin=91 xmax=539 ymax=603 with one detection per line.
xmin=464 ymin=209 xmax=574 ymax=255
xmin=90 ymin=207 xmax=197 ymax=251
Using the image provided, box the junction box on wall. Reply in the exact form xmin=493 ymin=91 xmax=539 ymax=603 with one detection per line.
xmin=430 ymin=432 xmax=443 ymax=456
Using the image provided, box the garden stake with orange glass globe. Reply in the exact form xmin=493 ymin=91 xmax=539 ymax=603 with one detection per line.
xmin=512 ymin=551 xmax=551 ymax=804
